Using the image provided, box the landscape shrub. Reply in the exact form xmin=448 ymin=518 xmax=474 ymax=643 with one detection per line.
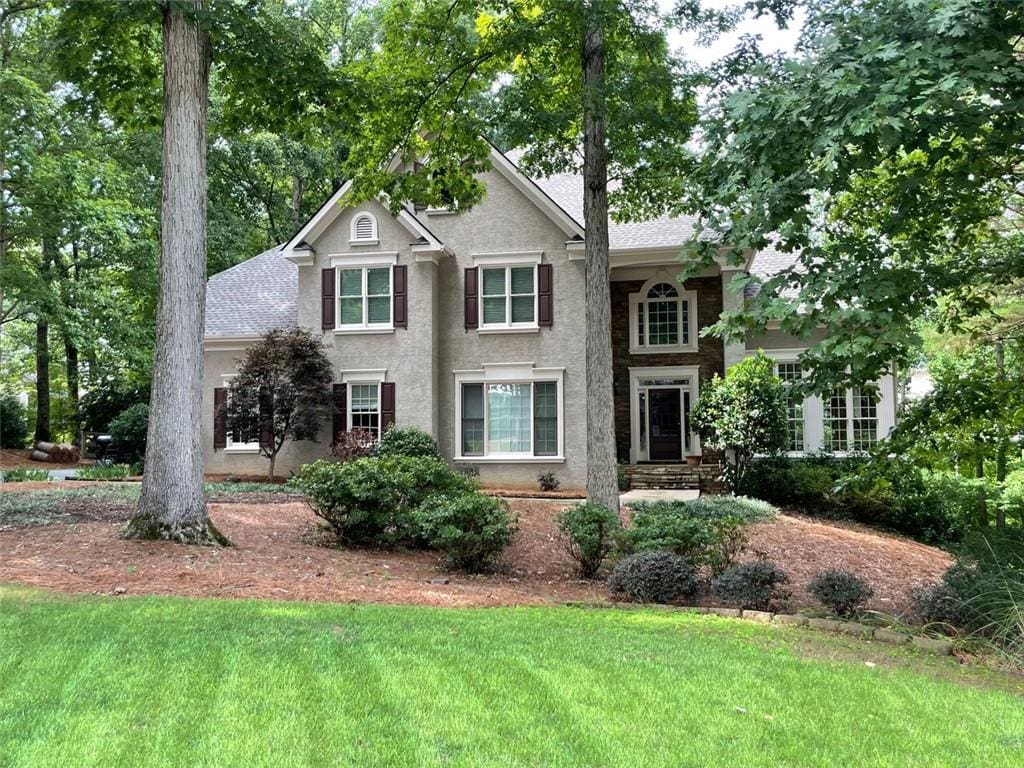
xmin=2 ymin=468 xmax=51 ymax=482
xmin=996 ymin=469 xmax=1024 ymax=528
xmin=537 ymin=472 xmax=559 ymax=492
xmin=293 ymin=456 xmax=476 ymax=546
xmin=607 ymin=551 xmax=697 ymax=604
xmin=807 ymin=569 xmax=874 ymax=617
xmin=712 ymin=561 xmax=790 ymax=611
xmin=0 ymin=394 xmax=30 ymax=448
xmin=331 ymin=428 xmax=377 ymax=462
xmin=626 ymin=497 xmax=774 ymax=573
xmin=374 ymin=426 xmax=441 ymax=460
xmin=109 ymin=403 xmax=149 ymax=465
xmin=78 ymin=381 xmax=149 ymax=432
xmin=416 ymin=492 xmax=518 ymax=572
xmin=556 ymin=502 xmax=623 ymax=578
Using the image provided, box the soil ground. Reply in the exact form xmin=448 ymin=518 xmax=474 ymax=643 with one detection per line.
xmin=0 ymin=448 xmax=91 ymax=470
xmin=0 ymin=482 xmax=951 ymax=611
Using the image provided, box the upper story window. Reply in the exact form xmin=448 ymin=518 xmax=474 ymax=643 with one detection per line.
xmin=628 ymin=277 xmax=698 ymax=354
xmin=350 ymin=212 xmax=378 ymax=244
xmin=481 ymin=265 xmax=536 ymax=328
xmin=338 ymin=266 xmax=391 ymax=329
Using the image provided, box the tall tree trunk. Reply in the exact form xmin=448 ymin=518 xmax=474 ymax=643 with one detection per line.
xmin=581 ymin=3 xmax=619 ymax=511
xmin=65 ymin=336 xmax=78 ymax=411
xmin=291 ymin=175 xmax=303 ymax=232
xmin=994 ymin=341 xmax=1008 ymax=529
xmin=33 ymin=319 xmax=50 ymax=443
xmin=126 ymin=0 xmax=225 ymax=545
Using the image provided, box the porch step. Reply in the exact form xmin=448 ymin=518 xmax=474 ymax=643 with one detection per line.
xmin=624 ymin=463 xmax=726 ymax=493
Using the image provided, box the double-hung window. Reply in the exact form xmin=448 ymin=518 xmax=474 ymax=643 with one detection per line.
xmin=456 ymin=367 xmax=563 ymax=460
xmin=823 ymin=386 xmax=878 ymax=452
xmin=629 ymin=278 xmax=697 ymax=353
xmin=349 ymin=383 xmax=381 ymax=438
xmin=775 ymin=362 xmax=805 ymax=452
xmin=480 ymin=265 xmax=536 ymax=328
xmin=223 ymin=376 xmax=259 ymax=452
xmin=338 ymin=266 xmax=391 ymax=329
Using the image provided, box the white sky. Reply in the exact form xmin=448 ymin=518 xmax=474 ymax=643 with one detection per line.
xmin=659 ymin=0 xmax=805 ymax=68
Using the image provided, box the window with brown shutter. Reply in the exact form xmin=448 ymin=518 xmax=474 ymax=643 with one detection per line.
xmin=464 ymin=267 xmax=479 ymax=330
xmin=381 ymin=382 xmax=396 ymax=430
xmin=538 ymin=263 xmax=553 ymax=327
xmin=213 ymin=387 xmax=227 ymax=449
xmin=393 ymin=265 xmax=407 ymax=329
xmin=332 ymin=383 xmax=347 ymax=446
xmin=322 ymin=268 xmax=336 ymax=330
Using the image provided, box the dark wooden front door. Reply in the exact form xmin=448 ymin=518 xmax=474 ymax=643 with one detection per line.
xmin=648 ymin=388 xmax=683 ymax=461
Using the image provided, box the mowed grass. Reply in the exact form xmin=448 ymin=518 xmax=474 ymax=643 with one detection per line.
xmin=0 ymin=586 xmax=1021 ymax=767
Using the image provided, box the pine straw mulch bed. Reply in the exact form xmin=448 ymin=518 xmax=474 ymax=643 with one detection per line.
xmin=0 ymin=482 xmax=951 ymax=610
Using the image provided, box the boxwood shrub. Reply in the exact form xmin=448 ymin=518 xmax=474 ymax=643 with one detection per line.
xmin=712 ymin=561 xmax=790 ymax=611
xmin=416 ymin=492 xmax=518 ymax=573
xmin=556 ymin=502 xmax=624 ymax=578
xmin=807 ymin=569 xmax=874 ymax=617
xmin=608 ymin=551 xmax=697 ymax=604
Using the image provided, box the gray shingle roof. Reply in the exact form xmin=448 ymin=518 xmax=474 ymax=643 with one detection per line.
xmin=744 ymin=245 xmax=800 ymax=299
xmin=204 ymin=245 xmax=296 ymax=337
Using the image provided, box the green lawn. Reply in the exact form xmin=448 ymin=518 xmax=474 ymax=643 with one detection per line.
xmin=1 ymin=586 xmax=1021 ymax=767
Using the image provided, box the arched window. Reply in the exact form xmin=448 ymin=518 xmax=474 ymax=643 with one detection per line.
xmin=350 ymin=212 xmax=378 ymax=243
xmin=629 ymin=278 xmax=697 ymax=353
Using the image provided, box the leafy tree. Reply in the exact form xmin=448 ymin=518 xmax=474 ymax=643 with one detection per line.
xmin=692 ymin=352 xmax=787 ymax=492
xmin=343 ymin=0 xmax=699 ymax=509
xmin=685 ymin=0 xmax=1024 ymax=394
xmin=225 ymin=327 xmax=333 ymax=480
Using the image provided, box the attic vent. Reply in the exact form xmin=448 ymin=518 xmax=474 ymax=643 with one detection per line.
xmin=351 ymin=213 xmax=378 ymax=243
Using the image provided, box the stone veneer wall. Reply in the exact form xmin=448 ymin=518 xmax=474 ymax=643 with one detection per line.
xmin=610 ymin=275 xmax=725 ymax=462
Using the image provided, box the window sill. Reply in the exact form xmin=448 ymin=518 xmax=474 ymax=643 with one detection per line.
xmin=348 ymin=239 xmax=379 ymax=246
xmin=454 ymin=455 xmax=564 ymax=464
xmin=334 ymin=327 xmax=395 ymax=336
xmin=628 ymin=345 xmax=698 ymax=355
xmin=478 ymin=326 xmax=540 ymax=335
xmin=224 ymin=446 xmax=260 ymax=454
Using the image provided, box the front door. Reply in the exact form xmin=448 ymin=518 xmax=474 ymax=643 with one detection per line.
xmin=648 ymin=388 xmax=683 ymax=461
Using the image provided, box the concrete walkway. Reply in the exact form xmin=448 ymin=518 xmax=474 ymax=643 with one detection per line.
xmin=620 ymin=488 xmax=700 ymax=505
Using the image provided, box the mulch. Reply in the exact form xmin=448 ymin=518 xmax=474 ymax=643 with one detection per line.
xmin=0 ymin=485 xmax=952 ymax=611
xmin=0 ymin=448 xmax=90 ymax=471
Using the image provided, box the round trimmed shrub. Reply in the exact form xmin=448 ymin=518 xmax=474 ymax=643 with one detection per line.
xmin=607 ymin=551 xmax=697 ymax=604
xmin=109 ymin=403 xmax=149 ymax=465
xmin=416 ymin=492 xmax=518 ymax=573
xmin=375 ymin=426 xmax=441 ymax=460
xmin=712 ymin=561 xmax=790 ymax=611
xmin=807 ymin=570 xmax=874 ymax=617
xmin=556 ymin=502 xmax=623 ymax=578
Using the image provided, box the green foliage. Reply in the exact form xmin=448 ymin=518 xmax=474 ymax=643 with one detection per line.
xmin=78 ymin=381 xmax=151 ymax=433
xmin=691 ymin=353 xmax=787 ymax=491
xmin=0 ymin=395 xmax=30 ymax=448
xmin=712 ymin=561 xmax=790 ymax=611
xmin=807 ymin=570 xmax=874 ymax=618
xmin=108 ymin=403 xmax=148 ymax=466
xmin=415 ymin=492 xmax=518 ymax=573
xmin=627 ymin=497 xmax=773 ymax=574
xmin=607 ymin=551 xmax=698 ymax=605
xmin=374 ymin=426 xmax=441 ymax=461
xmin=537 ymin=472 xmax=560 ymax=492
xmin=75 ymin=464 xmax=135 ymax=481
xmin=556 ymin=502 xmax=624 ymax=579
xmin=1 ymin=468 xmax=51 ymax=483
xmin=293 ymin=456 xmax=476 ymax=547
xmin=689 ymin=0 xmax=1024 ymax=392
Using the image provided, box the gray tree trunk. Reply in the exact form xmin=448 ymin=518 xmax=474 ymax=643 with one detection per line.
xmin=581 ymin=5 xmax=619 ymax=511
xmin=34 ymin=318 xmax=50 ymax=443
xmin=291 ymin=174 xmax=304 ymax=232
xmin=125 ymin=0 xmax=225 ymax=545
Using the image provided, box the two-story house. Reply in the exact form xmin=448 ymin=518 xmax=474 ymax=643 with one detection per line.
xmin=202 ymin=144 xmax=898 ymax=490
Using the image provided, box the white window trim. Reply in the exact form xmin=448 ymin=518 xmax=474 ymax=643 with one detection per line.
xmin=475 ymin=257 xmax=541 ymax=332
xmin=341 ymin=369 xmax=387 ymax=437
xmin=349 ymin=212 xmax=379 ymax=246
xmin=628 ymin=365 xmax=701 ymax=463
xmin=332 ymin=255 xmax=396 ymax=334
xmin=628 ymin=276 xmax=698 ymax=354
xmin=221 ymin=374 xmax=260 ymax=454
xmin=774 ymin=360 xmax=807 ymax=453
xmin=453 ymin=363 xmax=565 ymax=463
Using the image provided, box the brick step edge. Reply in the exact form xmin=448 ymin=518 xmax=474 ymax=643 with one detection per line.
xmin=689 ymin=607 xmax=954 ymax=655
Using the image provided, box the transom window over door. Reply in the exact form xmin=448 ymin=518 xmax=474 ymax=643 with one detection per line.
xmin=338 ymin=266 xmax=391 ymax=328
xmin=481 ymin=265 xmax=536 ymax=327
xmin=629 ymin=277 xmax=697 ymax=353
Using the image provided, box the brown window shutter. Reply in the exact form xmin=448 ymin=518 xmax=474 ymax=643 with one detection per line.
xmin=322 ymin=267 xmax=336 ymax=330
xmin=538 ymin=263 xmax=553 ymax=327
xmin=258 ymin=390 xmax=273 ymax=450
xmin=332 ymin=383 xmax=347 ymax=446
xmin=393 ymin=265 xmax=407 ymax=328
xmin=381 ymin=382 xmax=396 ymax=430
xmin=464 ymin=267 xmax=478 ymax=330
xmin=213 ymin=387 xmax=227 ymax=449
